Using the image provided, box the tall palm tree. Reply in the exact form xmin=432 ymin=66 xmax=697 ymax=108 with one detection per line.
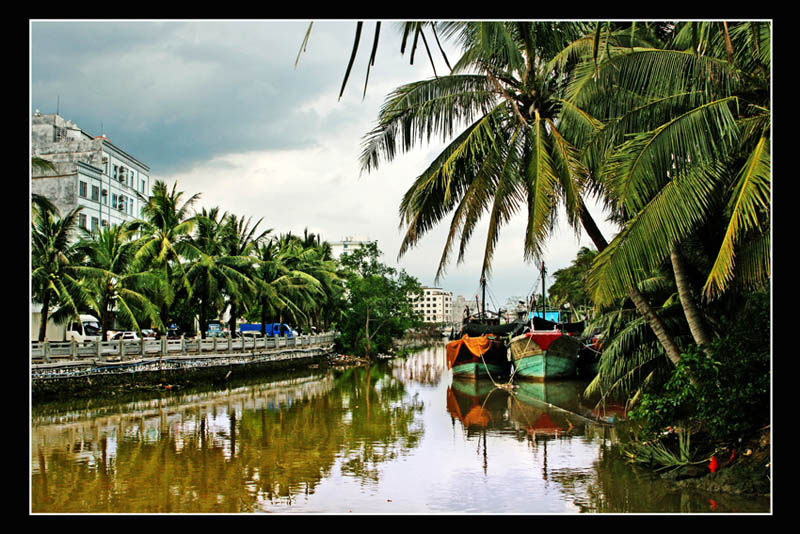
xmin=286 ymin=231 xmax=341 ymax=331
xmin=567 ymin=21 xmax=770 ymax=347
xmin=183 ymin=207 xmax=257 ymax=338
xmin=73 ymin=222 xmax=163 ymax=340
xmin=31 ymin=195 xmax=97 ymax=341
xmin=359 ymin=21 xmax=687 ymax=364
xmin=219 ymin=213 xmax=271 ymax=335
xmin=129 ymin=180 xmax=200 ymax=332
xmin=250 ymin=238 xmax=324 ymax=335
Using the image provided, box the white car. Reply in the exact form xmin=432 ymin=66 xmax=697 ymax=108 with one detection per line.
xmin=140 ymin=329 xmax=157 ymax=339
xmin=111 ymin=331 xmax=140 ymax=341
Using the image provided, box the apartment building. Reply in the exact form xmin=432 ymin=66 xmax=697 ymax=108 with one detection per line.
xmin=329 ymin=236 xmax=376 ymax=259
xmin=411 ymin=287 xmax=453 ymax=325
xmin=31 ymin=111 xmax=151 ymax=232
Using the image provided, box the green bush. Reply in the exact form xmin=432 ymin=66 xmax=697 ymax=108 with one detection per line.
xmin=629 ymin=294 xmax=770 ymax=441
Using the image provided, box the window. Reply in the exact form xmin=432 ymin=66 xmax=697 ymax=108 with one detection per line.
xmin=111 ymin=193 xmax=118 ymax=209
xmin=79 ymin=213 xmax=87 ymax=229
xmin=79 ymin=181 xmax=87 ymax=198
xmin=91 ymin=185 xmax=99 ymax=201
xmin=102 ymin=189 xmax=108 ymax=204
xmin=91 ymin=217 xmax=98 ymax=232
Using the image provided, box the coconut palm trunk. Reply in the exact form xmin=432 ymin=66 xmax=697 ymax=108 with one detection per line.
xmin=579 ymin=199 xmax=685 ymax=365
xmin=37 ymin=292 xmax=51 ymax=342
xmin=670 ymin=245 xmax=712 ymax=349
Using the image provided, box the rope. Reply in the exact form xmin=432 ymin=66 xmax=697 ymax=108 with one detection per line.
xmin=476 ymin=340 xmax=514 ymax=389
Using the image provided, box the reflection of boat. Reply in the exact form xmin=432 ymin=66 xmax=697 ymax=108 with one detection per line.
xmin=592 ymin=402 xmax=627 ymax=423
xmin=512 ymin=379 xmax=586 ymax=413
xmin=446 ymin=378 xmax=511 ymax=430
xmin=446 ymin=335 xmax=510 ymax=379
xmin=507 ymin=380 xmax=597 ymax=439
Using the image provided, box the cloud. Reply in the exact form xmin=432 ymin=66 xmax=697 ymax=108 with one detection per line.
xmin=31 ymin=19 xmax=618 ymax=307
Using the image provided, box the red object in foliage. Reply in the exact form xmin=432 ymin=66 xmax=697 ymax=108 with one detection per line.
xmin=709 ymin=499 xmax=718 ymax=511
xmin=709 ymin=456 xmax=719 ymax=473
xmin=729 ymin=449 xmax=736 ymax=463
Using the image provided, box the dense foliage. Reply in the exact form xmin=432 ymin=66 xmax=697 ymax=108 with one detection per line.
xmin=629 ymin=290 xmax=770 ymax=441
xmin=31 ymin=180 xmax=344 ymax=340
xmin=335 ymin=242 xmax=423 ymax=358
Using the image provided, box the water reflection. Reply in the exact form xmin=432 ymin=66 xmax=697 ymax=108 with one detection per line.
xmin=31 ymin=344 xmax=770 ymax=514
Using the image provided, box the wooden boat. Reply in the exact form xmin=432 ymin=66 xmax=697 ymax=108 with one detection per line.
xmin=445 ymin=334 xmax=511 ymax=379
xmin=510 ymin=259 xmax=585 ymax=381
xmin=576 ymin=331 xmax=603 ymax=377
xmin=509 ymin=325 xmax=583 ymax=380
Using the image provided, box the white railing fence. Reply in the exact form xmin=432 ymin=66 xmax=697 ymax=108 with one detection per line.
xmin=31 ymin=332 xmax=336 ymax=364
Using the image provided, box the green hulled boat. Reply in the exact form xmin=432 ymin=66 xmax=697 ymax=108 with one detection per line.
xmin=446 ymin=334 xmax=511 ymax=380
xmin=510 ymin=329 xmax=583 ymax=380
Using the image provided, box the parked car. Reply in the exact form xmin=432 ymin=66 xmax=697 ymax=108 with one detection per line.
xmin=111 ymin=331 xmax=140 ymax=341
xmin=141 ymin=329 xmax=157 ymax=340
xmin=205 ymin=331 xmax=228 ymax=339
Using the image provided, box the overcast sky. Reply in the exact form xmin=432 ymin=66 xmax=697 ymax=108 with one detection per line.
xmin=30 ymin=19 xmax=618 ymax=310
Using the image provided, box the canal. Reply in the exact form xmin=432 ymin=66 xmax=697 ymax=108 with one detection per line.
xmin=31 ymin=343 xmax=770 ymax=514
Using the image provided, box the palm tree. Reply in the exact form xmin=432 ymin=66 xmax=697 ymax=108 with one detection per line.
xmin=73 ymin=223 xmax=163 ymax=340
xmin=129 ymin=180 xmax=200 ymax=332
xmin=359 ymin=21 xmax=687 ymax=364
xmin=219 ymin=213 xmax=271 ymax=335
xmin=287 ymin=231 xmax=342 ymax=331
xmin=567 ymin=21 xmax=770 ymax=348
xmin=31 ymin=195 xmax=97 ymax=341
xmin=183 ymin=207 xmax=257 ymax=338
xmin=297 ymin=21 xmax=453 ymax=100
xmin=250 ymin=238 xmax=324 ymax=335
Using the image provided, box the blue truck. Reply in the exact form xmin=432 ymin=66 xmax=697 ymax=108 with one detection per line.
xmin=239 ymin=323 xmax=295 ymax=338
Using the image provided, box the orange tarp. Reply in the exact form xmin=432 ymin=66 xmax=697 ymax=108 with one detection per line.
xmin=446 ymin=335 xmax=494 ymax=369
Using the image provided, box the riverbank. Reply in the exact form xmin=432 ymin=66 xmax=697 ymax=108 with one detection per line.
xmin=622 ymin=425 xmax=772 ymax=499
xmin=668 ymin=426 xmax=771 ymax=497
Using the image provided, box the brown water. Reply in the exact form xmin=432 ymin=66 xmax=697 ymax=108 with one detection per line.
xmin=30 ymin=343 xmax=771 ymax=514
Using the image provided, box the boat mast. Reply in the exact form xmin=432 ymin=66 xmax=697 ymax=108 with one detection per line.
xmin=480 ymin=274 xmax=486 ymax=321
xmin=541 ymin=261 xmax=546 ymax=322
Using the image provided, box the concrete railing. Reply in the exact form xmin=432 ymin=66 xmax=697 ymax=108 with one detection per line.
xmin=31 ymin=333 xmax=337 ymax=365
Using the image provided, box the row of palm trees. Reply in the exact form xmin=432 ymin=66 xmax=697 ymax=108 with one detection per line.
xmin=32 ymin=179 xmax=342 ymax=342
xmin=353 ymin=21 xmax=770 ymax=397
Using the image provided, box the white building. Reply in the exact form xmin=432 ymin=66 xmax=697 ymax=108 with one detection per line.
xmin=411 ymin=287 xmax=453 ymax=325
xmin=452 ymin=294 xmax=481 ymax=323
xmin=31 ymin=111 xmax=151 ymax=232
xmin=329 ymin=236 xmax=375 ymax=259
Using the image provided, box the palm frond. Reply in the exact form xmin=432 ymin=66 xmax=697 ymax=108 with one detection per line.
xmin=589 ymin=160 xmax=725 ymax=306
xmin=703 ymin=135 xmax=770 ymax=299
